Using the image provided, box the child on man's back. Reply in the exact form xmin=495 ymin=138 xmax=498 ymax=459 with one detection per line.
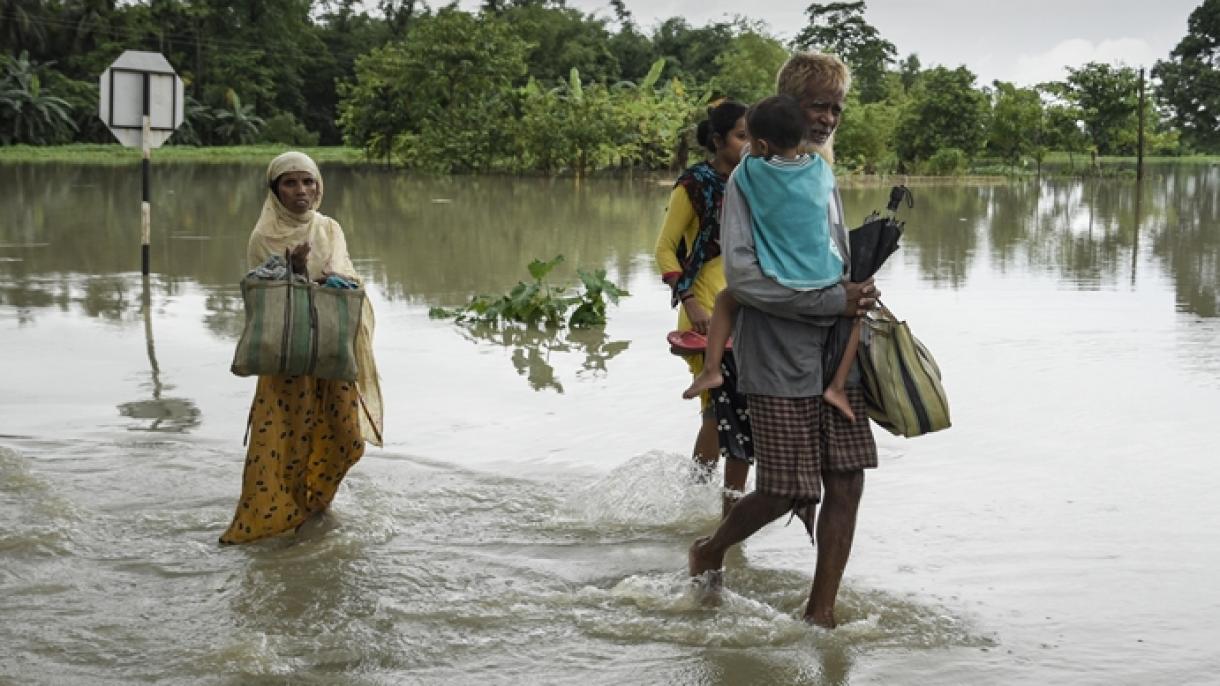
xmin=684 ymin=95 xmax=860 ymax=421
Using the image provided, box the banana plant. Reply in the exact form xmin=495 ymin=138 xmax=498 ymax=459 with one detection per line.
xmin=0 ymin=51 xmax=77 ymax=145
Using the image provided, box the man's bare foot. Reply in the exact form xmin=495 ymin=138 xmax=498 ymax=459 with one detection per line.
xmin=688 ymin=537 xmax=725 ymax=603
xmin=683 ymin=370 xmax=724 ymax=399
xmin=688 ymin=536 xmax=725 ymax=578
xmin=822 ymin=386 xmax=856 ymax=422
xmin=803 ymin=612 xmax=836 ymax=629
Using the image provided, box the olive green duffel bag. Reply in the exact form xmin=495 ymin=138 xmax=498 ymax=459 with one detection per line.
xmin=230 ymin=273 xmax=364 ymax=382
xmin=858 ymin=303 xmax=951 ymax=438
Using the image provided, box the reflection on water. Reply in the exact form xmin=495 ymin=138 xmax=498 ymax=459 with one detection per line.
xmin=2 ymin=163 xmax=1216 ymax=317
xmin=116 ymin=277 xmax=201 ymax=433
xmin=452 ymin=322 xmax=630 ymax=392
xmin=1156 ymin=166 xmax=1220 ymax=317
xmin=2 ymin=162 xmax=1216 ymax=393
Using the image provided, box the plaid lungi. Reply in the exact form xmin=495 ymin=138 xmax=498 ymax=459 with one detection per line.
xmin=748 ymin=387 xmax=878 ymax=505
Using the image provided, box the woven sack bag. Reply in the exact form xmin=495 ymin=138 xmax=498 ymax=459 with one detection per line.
xmin=858 ymin=303 xmax=951 ymax=438
xmin=231 ymin=271 xmax=364 ymax=382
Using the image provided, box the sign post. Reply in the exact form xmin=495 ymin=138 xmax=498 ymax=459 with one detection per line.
xmin=98 ymin=51 xmax=184 ymax=276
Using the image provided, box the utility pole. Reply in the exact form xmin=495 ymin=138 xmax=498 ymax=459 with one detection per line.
xmin=1137 ymin=67 xmax=1146 ymax=182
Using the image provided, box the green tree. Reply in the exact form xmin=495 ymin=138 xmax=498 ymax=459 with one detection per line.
xmin=651 ymin=18 xmax=734 ymax=85
xmin=609 ymin=0 xmax=632 ymax=25
xmin=310 ymin=7 xmax=393 ymax=143
xmin=379 ymin=0 xmax=419 ymax=37
xmin=212 ymin=89 xmax=264 ymax=144
xmin=1041 ymin=102 xmax=1089 ymax=168
xmin=609 ymin=59 xmax=700 ymax=171
xmin=259 ymin=112 xmax=319 ymax=146
xmin=169 ymin=95 xmax=215 ymax=146
xmin=515 ymin=59 xmax=696 ymax=175
xmin=501 ymin=4 xmax=621 ymax=85
xmin=43 ymin=69 xmax=109 ymax=143
xmin=897 ymin=52 xmax=921 ymax=93
xmin=988 ymin=81 xmax=1044 ymax=169
xmin=1152 ymin=0 xmax=1220 ymax=152
xmin=834 ymin=94 xmax=899 ymax=173
xmin=0 ymin=0 xmax=48 ymax=54
xmin=712 ymin=22 xmax=788 ymax=103
xmin=1045 ymin=62 xmax=1139 ymax=155
xmin=518 ymin=70 xmax=618 ymax=176
xmin=0 ymin=51 xmax=77 ymax=145
xmin=608 ymin=25 xmax=657 ymax=83
xmin=793 ymin=2 xmax=897 ymax=103
xmin=338 ymin=8 xmax=530 ymax=172
xmin=894 ymin=66 xmax=990 ymax=166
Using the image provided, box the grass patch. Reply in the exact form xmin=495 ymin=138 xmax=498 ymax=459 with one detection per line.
xmin=1041 ymin=152 xmax=1220 ymax=166
xmin=0 ymin=144 xmax=368 ymax=165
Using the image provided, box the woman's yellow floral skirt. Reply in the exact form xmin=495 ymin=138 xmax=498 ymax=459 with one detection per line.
xmin=220 ymin=375 xmax=365 ymax=545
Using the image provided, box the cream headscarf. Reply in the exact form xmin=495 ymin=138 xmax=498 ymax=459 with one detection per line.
xmin=247 ymin=151 xmax=384 ymax=447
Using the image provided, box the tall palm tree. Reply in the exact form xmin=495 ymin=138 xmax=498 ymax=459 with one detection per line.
xmin=212 ymin=89 xmax=264 ymax=144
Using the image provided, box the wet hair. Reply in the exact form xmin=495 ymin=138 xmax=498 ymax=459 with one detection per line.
xmin=775 ymin=51 xmax=851 ymax=100
xmin=695 ymin=100 xmax=748 ymax=153
xmin=746 ymin=96 xmax=806 ymax=151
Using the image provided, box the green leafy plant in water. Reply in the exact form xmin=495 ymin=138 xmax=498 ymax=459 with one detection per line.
xmin=429 ymin=255 xmax=628 ymax=329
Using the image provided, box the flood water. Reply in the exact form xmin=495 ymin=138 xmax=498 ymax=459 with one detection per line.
xmin=2 ymin=161 xmax=1219 ymax=685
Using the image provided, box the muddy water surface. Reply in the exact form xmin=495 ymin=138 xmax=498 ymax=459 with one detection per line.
xmin=2 ymin=162 xmax=1218 ymax=685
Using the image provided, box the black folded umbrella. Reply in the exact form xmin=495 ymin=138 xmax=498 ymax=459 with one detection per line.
xmin=849 ymin=184 xmax=909 ymax=281
xmin=824 ymin=185 xmax=912 ymax=378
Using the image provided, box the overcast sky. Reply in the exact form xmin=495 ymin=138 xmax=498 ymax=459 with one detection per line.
xmin=459 ymin=0 xmax=1203 ymax=86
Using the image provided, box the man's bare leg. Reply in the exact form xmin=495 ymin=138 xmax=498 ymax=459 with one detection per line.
xmin=689 ymin=491 xmax=792 ymax=577
xmin=804 ymin=470 xmax=865 ymax=628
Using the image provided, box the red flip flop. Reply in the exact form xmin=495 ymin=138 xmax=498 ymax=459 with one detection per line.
xmin=667 ymin=330 xmax=732 ymax=356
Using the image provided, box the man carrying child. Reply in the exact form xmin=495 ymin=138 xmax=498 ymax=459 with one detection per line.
xmin=686 ymin=51 xmax=880 ymax=629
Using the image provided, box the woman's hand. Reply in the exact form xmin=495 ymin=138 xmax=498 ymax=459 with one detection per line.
xmin=289 ymin=243 xmax=311 ymax=276
xmin=683 ymin=297 xmax=711 ymax=334
xmin=842 ymin=278 xmax=879 ymax=317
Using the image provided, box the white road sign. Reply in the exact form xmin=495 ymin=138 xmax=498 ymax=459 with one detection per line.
xmin=98 ymin=51 xmax=184 ymax=149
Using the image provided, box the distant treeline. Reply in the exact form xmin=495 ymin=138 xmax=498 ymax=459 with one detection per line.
xmin=2 ymin=1 xmax=1218 ymax=175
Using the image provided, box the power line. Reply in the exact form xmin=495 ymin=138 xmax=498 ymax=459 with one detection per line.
xmin=8 ymin=13 xmax=395 ymax=65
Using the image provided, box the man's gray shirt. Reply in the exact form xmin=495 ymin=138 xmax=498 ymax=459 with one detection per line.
xmin=723 ymin=167 xmax=854 ymax=398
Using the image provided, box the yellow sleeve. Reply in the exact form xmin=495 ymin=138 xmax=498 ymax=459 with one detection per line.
xmin=654 ymin=186 xmax=697 ymax=280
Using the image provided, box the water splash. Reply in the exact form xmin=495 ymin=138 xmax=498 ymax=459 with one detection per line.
xmin=560 ymin=450 xmax=724 ymax=531
xmin=0 ymin=446 xmax=84 ymax=557
xmin=561 ymin=571 xmax=807 ymax=648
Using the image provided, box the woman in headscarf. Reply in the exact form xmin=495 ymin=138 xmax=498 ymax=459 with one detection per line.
xmin=219 ymin=151 xmax=384 ymax=545
xmin=654 ymin=100 xmax=750 ymax=514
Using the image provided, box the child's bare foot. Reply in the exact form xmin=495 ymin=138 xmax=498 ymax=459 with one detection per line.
xmin=822 ymin=386 xmax=857 ymax=422
xmin=683 ymin=370 xmax=724 ymax=399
